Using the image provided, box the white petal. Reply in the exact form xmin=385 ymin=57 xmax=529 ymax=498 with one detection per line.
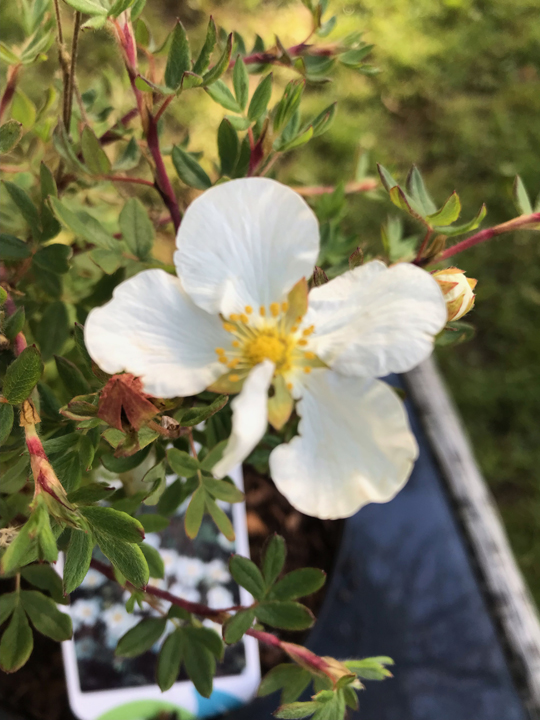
xmin=174 ymin=178 xmax=319 ymax=315
xmin=307 ymin=261 xmax=447 ymax=376
xmin=213 ymin=360 xmax=274 ymax=479
xmin=84 ymin=269 xmax=230 ymax=397
xmin=269 ymin=369 xmax=418 ymax=519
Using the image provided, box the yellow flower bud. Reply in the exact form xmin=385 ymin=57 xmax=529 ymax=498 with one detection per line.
xmin=433 ymin=267 xmax=477 ymax=321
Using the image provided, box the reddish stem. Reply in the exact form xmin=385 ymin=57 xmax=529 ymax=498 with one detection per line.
xmin=4 ymin=294 xmax=27 ymax=356
xmin=101 ymin=174 xmax=155 ymax=187
xmin=237 ymin=42 xmax=336 ymax=68
xmin=426 ymin=212 xmax=540 ymax=265
xmin=154 ymin=95 xmax=174 ymax=124
xmin=292 ymin=179 xmax=378 ymax=197
xmin=146 ymin=118 xmax=182 ymax=232
xmin=0 ymin=64 xmax=22 ymax=122
xmin=99 ymin=108 xmax=139 ymax=146
xmin=414 ymin=228 xmax=433 ymax=264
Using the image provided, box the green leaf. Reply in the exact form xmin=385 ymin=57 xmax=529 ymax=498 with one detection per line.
xmin=94 ymin=533 xmax=149 ymax=588
xmin=434 ymin=203 xmax=487 ymax=238
xmin=33 ymin=244 xmax=71 ymax=274
xmin=4 ymin=306 xmax=25 ymax=341
xmin=205 ymin=495 xmax=235 ymax=540
xmin=0 ymin=120 xmax=23 ymax=154
xmin=176 ymin=395 xmax=228 ymax=427
xmin=68 ymin=483 xmax=113 ymax=504
xmin=435 ymin=320 xmax=475 ymax=347
xmin=116 ymin=617 xmax=167 ymax=657
xmin=62 ymin=0 xmax=107 ymax=15
xmin=140 ymin=542 xmax=165 ymax=579
xmin=202 ymin=33 xmax=233 ymax=85
xmin=339 ymin=45 xmax=374 ymax=67
xmin=81 ymin=506 xmax=145 ymax=543
xmin=0 ymin=592 xmax=18 ymax=625
xmin=138 ymin=514 xmax=169 ymax=532
xmin=184 ymin=625 xmax=224 ymax=660
xmin=426 ymin=191 xmax=461 ymax=227
xmin=273 ymin=79 xmax=305 ymax=134
xmin=33 ymin=302 xmax=69 ymax=361
xmin=119 ymin=198 xmax=154 ymax=260
xmin=199 ymin=440 xmax=228 ymax=472
xmin=48 ymin=197 xmax=116 ymax=249
xmin=81 ymin=125 xmax=111 ymax=175
xmin=193 ymin=17 xmax=217 ymax=76
xmin=63 ymin=529 xmax=93 ymax=594
xmin=1 ymin=456 xmax=29 ymax=494
xmin=54 ymin=355 xmax=90 ymax=396
xmin=262 ymin=534 xmax=286 ymax=587
xmin=51 ymin=451 xmax=82 ymax=493
xmin=388 ymin=185 xmax=423 ymax=220
xmin=205 ymin=79 xmax=243 ymax=114
xmin=108 ymin=0 xmax=136 ymax=17
xmin=258 ymin=664 xmax=311 ymax=703
xmin=311 ymin=103 xmax=336 ymax=138
xmin=20 ymin=590 xmax=72 ymax=641
xmin=274 ymin=702 xmax=319 ymax=719
xmin=3 ymin=181 xmax=41 ymax=241
xmin=90 ymin=248 xmax=124 ymax=274
xmin=0 ymin=404 xmax=14 ymax=445
xmin=513 ymin=175 xmax=533 ymax=215
xmin=11 ymin=90 xmax=36 ymax=129
xmin=184 ymin=487 xmax=206 ymax=539
xmin=172 ymin=145 xmax=212 ymax=190
xmin=0 ymin=233 xmax=31 ymax=260
xmin=0 ymin=604 xmax=33 ymax=673
xmin=229 ymin=555 xmax=265 ymax=600
xmin=233 ymin=56 xmax=249 ymax=110
xmin=3 ymin=346 xmax=43 ymax=404
xmin=275 ymin=126 xmax=313 ymax=153
xmin=218 ymin=118 xmax=239 ymax=177
xmin=157 ymin=629 xmax=184 ymax=691
xmin=270 ymin=568 xmax=326 ymax=601
xmin=101 ymin=445 xmax=152 ymax=474
xmin=157 ymin=477 xmax=197 ymax=516
xmin=255 ymin=601 xmax=315 ymax=630
xmin=167 ymin=448 xmax=200 ymax=478
xmin=406 ymin=165 xmax=437 ymax=215
xmin=164 ymin=21 xmax=191 ymax=90
xmin=344 ymin=657 xmax=394 ymax=680
xmin=248 ymin=73 xmax=273 ymax=121
xmin=183 ymin=629 xmax=215 ymax=698
xmin=223 ymin=608 xmax=255 ymax=644
xmin=0 ymin=515 xmax=35 ymax=574
xmin=203 ymin=477 xmax=244 ymax=503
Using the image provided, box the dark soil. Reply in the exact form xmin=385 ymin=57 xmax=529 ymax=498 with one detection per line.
xmin=0 ymin=469 xmax=343 ymax=720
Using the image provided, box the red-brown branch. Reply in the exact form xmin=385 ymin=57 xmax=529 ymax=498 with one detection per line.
xmin=292 ymin=179 xmax=378 ymax=197
xmin=0 ymin=64 xmax=22 ymax=122
xmin=236 ymin=42 xmax=336 ymax=68
xmin=425 ymin=212 xmax=540 ymax=265
xmin=101 ymin=174 xmax=155 ymax=187
xmin=99 ymin=108 xmax=139 ymax=146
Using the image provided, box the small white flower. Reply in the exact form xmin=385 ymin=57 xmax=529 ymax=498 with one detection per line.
xmin=175 ymin=555 xmax=205 ymax=587
xmin=143 ymin=532 xmax=162 ymax=551
xmin=86 ymin=178 xmax=447 ymax=519
xmin=204 ymin=559 xmax=231 ymax=586
xmin=168 ymin=582 xmax=201 ymax=604
xmin=206 ymin=586 xmax=234 ymax=610
xmin=80 ymin=568 xmax=107 ymax=590
xmin=71 ymin=598 xmax=101 ymax=632
xmin=160 ymin=549 xmax=180 ymax=578
xmin=102 ymin=604 xmax=139 ymax=647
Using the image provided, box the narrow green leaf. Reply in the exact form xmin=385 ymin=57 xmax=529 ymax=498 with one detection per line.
xmin=119 ymin=198 xmax=154 ymax=260
xmin=388 ymin=185 xmax=424 ymax=221
xmin=138 ymin=514 xmax=170 ymax=533
xmin=0 ymin=404 xmax=14 ymax=445
xmin=94 ymin=533 xmax=149 ymax=588
xmin=108 ymin=0 xmax=136 ymax=17
xmin=67 ymin=483 xmax=113 ymax=504
xmin=51 ymin=451 xmax=82 ymax=493
xmin=4 ymin=306 xmax=24 ymax=341
xmin=193 ymin=17 xmax=217 ymax=76
xmin=20 ymin=590 xmax=72 ymax=641
xmin=205 ymin=495 xmax=235 ymax=540
xmin=205 ymin=79 xmax=243 ymax=113
xmin=48 ymin=197 xmax=116 ymax=250
xmin=432 ymin=203 xmax=487 ymax=237
xmin=258 ymin=664 xmax=311 ymax=703
xmin=1 ymin=456 xmax=29 ymax=495
xmin=202 ymin=33 xmax=233 ymax=85
xmin=140 ymin=542 xmax=165 ymax=579
xmin=81 ymin=125 xmax=111 ymax=175
xmin=406 ymin=165 xmax=437 ymax=215
xmin=274 ymin=702 xmax=319 ymax=719
xmin=426 ymin=191 xmax=461 ymax=227
xmin=199 ymin=440 xmax=228 ymax=472
xmin=223 ymin=608 xmax=254 ymax=644
xmin=376 ymin=163 xmax=400 ymax=194
xmin=183 ymin=630 xmax=215 ymax=697
xmin=513 ymin=175 xmax=533 ymax=216
xmin=3 ymin=346 xmax=43 ymax=404
xmin=63 ymin=529 xmax=93 ymax=594
xmin=273 ymin=79 xmax=305 ymax=134
xmin=172 ymin=145 xmax=212 ymax=190
xmin=0 ymin=604 xmax=33 ymax=673
xmin=0 ymin=120 xmax=23 ymax=154
xmin=270 ymin=568 xmax=326 ymax=601
xmin=157 ymin=629 xmax=184 ymax=691
xmin=203 ymin=477 xmax=244 ymax=503
xmin=275 ymin=125 xmax=313 ymax=153
xmin=3 ymin=181 xmax=40 ymax=241
xmin=164 ymin=21 xmax=191 ymax=89
xmin=33 ymin=244 xmax=71 ymax=274
xmin=33 ymin=301 xmax=69 ymax=361
xmin=229 ymin=555 xmax=265 ymax=600
xmin=167 ymin=448 xmax=200 ymax=478
xmin=176 ymin=395 xmax=228 ymax=427
xmin=80 ymin=506 xmax=145 ymax=543
xmin=184 ymin=625 xmax=224 ymax=660
xmin=184 ymin=487 xmax=206 ymax=539
xmin=344 ymin=657 xmax=394 ymax=680
xmin=54 ymin=355 xmax=90 ymax=396
xmin=116 ymin=617 xmax=167 ymax=657
xmin=255 ymin=601 xmax=315 ymax=630
xmin=157 ymin=477 xmax=197 ymax=516
xmin=0 ymin=592 xmax=18 ymax=625
xmin=218 ymin=118 xmax=239 ymax=177
xmin=233 ymin=56 xmax=249 ymax=110
xmin=62 ymin=0 xmax=108 ymax=15
xmin=0 ymin=233 xmax=31 ymax=260
xmin=311 ymin=103 xmax=336 ymax=138
xmin=248 ymin=73 xmax=273 ymax=121
xmin=262 ymin=534 xmax=286 ymax=587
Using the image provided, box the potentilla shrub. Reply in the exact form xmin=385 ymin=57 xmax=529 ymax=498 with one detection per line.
xmin=0 ymin=0 xmax=539 ymax=717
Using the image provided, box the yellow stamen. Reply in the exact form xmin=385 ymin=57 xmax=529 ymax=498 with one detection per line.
xmin=218 ymin=356 xmax=228 ymax=364
xmin=232 ymin=340 xmax=240 ymax=348
xmin=245 ymin=306 xmax=253 ymax=314
xmin=223 ymin=323 xmax=235 ymax=333
xmin=230 ymin=314 xmax=239 ymax=322
xmin=215 ymin=348 xmax=225 ymax=355
xmin=240 ymin=314 xmax=249 ymax=324
xmin=291 ymin=326 xmax=299 ymax=333
xmin=305 ymin=351 xmax=315 ymax=359
xmin=259 ymin=306 xmax=266 ymax=317
xmin=270 ymin=303 xmax=280 ymax=317
xmin=228 ymin=358 xmax=240 ymax=368
xmin=298 ymin=339 xmax=308 ymax=346
xmin=304 ymin=367 xmax=312 ymax=374
xmin=303 ymin=325 xmax=315 ymax=336
xmin=229 ymin=374 xmax=240 ymax=382
xmin=281 ymin=301 xmax=289 ymax=312
xmin=287 ymin=382 xmax=293 ymax=390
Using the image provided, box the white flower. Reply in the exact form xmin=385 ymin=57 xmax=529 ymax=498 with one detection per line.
xmin=102 ymin=603 xmax=139 ymax=647
xmin=206 ymin=586 xmax=234 ymax=610
xmin=85 ymin=178 xmax=447 ymax=520
xmin=168 ymin=582 xmax=201 ymax=604
xmin=174 ymin=555 xmax=205 ymax=587
xmin=160 ymin=549 xmax=180 ymax=578
xmin=71 ymin=598 xmax=101 ymax=632
xmin=143 ymin=532 xmax=161 ymax=551
xmin=80 ymin=568 xmax=107 ymax=590
xmin=204 ymin=559 xmax=231 ymax=586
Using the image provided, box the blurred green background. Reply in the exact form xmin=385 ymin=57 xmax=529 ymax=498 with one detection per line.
xmin=3 ymin=0 xmax=540 ymax=600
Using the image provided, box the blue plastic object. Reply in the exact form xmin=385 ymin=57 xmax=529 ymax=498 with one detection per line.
xmin=218 ymin=377 xmax=527 ymax=720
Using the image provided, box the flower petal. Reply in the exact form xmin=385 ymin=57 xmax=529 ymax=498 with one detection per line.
xmin=174 ymin=178 xmax=319 ymax=315
xmin=213 ymin=360 xmax=274 ymax=479
xmin=85 ymin=269 xmax=230 ymax=398
xmin=307 ymin=261 xmax=447 ymax=377
xmin=269 ymin=369 xmax=418 ymax=519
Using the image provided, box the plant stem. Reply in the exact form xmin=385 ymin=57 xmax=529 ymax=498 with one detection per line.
xmin=15 ymin=573 xmax=21 ymax=592
xmin=99 ymin=108 xmax=139 ymax=145
xmin=64 ymin=11 xmax=82 ymax=132
xmin=154 ymin=95 xmax=174 ymax=124
xmin=292 ymin=178 xmax=378 ymax=196
xmin=4 ymin=294 xmax=27 ymax=356
xmin=0 ymin=64 xmax=22 ymax=122
xmin=101 ymin=174 xmax=155 ymax=187
xmin=146 ymin=118 xmax=182 ymax=231
xmin=414 ymin=228 xmax=433 ymax=264
xmin=425 ymin=212 xmax=540 ymax=265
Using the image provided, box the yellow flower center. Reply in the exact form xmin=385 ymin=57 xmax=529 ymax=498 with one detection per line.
xmin=244 ymin=332 xmax=291 ymax=369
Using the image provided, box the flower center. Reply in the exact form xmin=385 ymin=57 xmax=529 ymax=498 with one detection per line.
xmin=244 ymin=332 xmax=290 ymax=368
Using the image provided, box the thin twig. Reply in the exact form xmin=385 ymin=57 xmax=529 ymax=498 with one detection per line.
xmin=0 ymin=64 xmax=22 ymax=122
xmin=64 ymin=11 xmax=82 ymax=131
xmin=292 ymin=178 xmax=379 ymax=197
xmin=154 ymin=95 xmax=174 ymax=124
xmin=101 ymin=174 xmax=155 ymax=187
xmin=414 ymin=228 xmax=433 ymax=264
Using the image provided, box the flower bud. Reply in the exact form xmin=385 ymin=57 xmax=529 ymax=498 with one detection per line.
xmin=433 ymin=267 xmax=477 ymax=321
